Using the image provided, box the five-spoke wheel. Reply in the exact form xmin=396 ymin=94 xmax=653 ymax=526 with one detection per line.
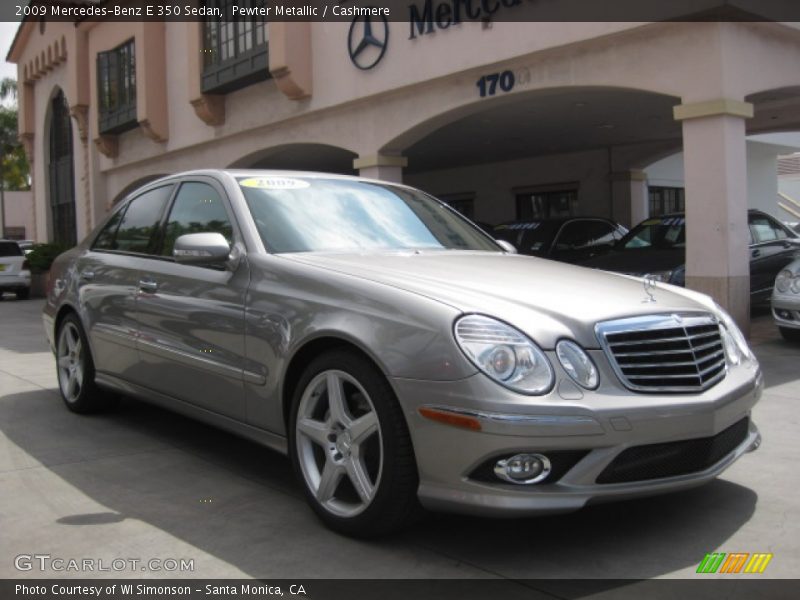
xmin=289 ymin=350 xmax=420 ymax=537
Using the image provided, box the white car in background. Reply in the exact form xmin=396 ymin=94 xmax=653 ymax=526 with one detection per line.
xmin=773 ymin=259 xmax=800 ymax=341
xmin=0 ymin=240 xmax=32 ymax=300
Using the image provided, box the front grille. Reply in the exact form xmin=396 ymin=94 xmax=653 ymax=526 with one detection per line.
xmin=596 ymin=313 xmax=726 ymax=393
xmin=596 ymin=417 xmax=749 ymax=484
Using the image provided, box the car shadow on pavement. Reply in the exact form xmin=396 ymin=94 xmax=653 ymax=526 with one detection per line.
xmin=0 ymin=388 xmax=758 ymax=584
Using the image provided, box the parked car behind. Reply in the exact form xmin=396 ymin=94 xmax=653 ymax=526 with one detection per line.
xmin=581 ymin=210 xmax=800 ymax=304
xmin=0 ymin=240 xmax=31 ymax=300
xmin=493 ymin=217 xmax=628 ymax=263
xmin=43 ymin=171 xmax=762 ymax=537
xmin=773 ymin=259 xmax=800 ymax=341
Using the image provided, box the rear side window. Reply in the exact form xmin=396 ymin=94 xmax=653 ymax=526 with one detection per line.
xmin=160 ymin=182 xmax=233 ymax=257
xmin=0 ymin=242 xmax=23 ymax=257
xmin=112 ymin=185 xmax=173 ymax=254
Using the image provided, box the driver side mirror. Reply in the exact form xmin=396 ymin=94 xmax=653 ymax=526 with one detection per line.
xmin=173 ymin=233 xmax=231 ymax=265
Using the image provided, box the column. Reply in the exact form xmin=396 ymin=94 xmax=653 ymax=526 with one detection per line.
xmin=610 ymin=170 xmax=649 ymax=228
xmin=353 ymin=154 xmax=407 ymax=183
xmin=674 ymin=99 xmax=753 ymax=334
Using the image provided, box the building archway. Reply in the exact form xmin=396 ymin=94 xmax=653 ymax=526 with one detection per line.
xmin=228 ymin=143 xmax=358 ymax=175
xmin=47 ymin=88 xmax=76 ymax=246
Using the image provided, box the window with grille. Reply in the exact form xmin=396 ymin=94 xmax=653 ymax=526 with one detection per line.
xmin=516 ymin=188 xmax=577 ymax=220
xmin=648 ymin=186 xmax=685 ymax=217
xmin=97 ymin=39 xmax=137 ymax=135
xmin=202 ymin=0 xmax=269 ymax=94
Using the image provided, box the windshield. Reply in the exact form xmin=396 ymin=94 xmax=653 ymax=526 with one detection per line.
xmin=617 ymin=216 xmax=686 ymax=250
xmin=238 ymin=176 xmax=500 ymax=253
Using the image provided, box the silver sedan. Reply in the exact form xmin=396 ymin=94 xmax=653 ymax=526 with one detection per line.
xmin=43 ymin=170 xmax=763 ymax=536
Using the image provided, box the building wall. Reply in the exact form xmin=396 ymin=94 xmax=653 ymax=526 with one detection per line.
xmin=2 ymin=191 xmax=35 ymax=241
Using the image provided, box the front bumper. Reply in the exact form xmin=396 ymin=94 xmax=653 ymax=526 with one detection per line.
xmin=772 ymin=293 xmax=800 ymax=330
xmin=393 ymin=355 xmax=762 ymax=517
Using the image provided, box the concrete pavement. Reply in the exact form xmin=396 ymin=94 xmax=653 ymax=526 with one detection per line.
xmin=1 ymin=297 xmax=798 ymax=581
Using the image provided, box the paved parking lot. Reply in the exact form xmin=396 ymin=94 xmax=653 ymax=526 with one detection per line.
xmin=1 ymin=297 xmax=798 ymax=582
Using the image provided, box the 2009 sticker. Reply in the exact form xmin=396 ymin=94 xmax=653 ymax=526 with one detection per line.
xmin=239 ymin=177 xmax=310 ymax=190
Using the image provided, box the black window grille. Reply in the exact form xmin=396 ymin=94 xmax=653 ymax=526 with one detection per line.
xmin=202 ymin=0 xmax=269 ymax=94
xmin=97 ymin=39 xmax=137 ymax=135
xmin=648 ymin=186 xmax=685 ymax=216
xmin=48 ymin=91 xmax=76 ymax=247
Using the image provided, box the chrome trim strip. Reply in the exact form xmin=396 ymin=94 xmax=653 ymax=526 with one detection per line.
xmin=137 ymin=337 xmax=266 ymax=385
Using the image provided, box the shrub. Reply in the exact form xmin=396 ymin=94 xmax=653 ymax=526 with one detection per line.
xmin=26 ymin=243 xmax=69 ymax=274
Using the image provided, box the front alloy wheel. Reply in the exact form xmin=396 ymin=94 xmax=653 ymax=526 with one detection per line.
xmin=289 ymin=351 xmax=420 ymax=536
xmin=296 ymin=370 xmax=382 ymax=518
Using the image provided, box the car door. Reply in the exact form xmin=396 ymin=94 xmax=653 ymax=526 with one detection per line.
xmin=134 ymin=177 xmax=249 ymax=420
xmin=78 ymin=184 xmax=174 ymax=380
xmin=748 ymin=213 xmax=799 ymax=300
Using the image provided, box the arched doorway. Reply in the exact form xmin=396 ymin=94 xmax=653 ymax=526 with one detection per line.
xmin=48 ymin=89 xmax=76 ymax=246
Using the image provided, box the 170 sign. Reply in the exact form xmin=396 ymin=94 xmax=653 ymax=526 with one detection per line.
xmin=476 ymin=70 xmax=515 ymax=98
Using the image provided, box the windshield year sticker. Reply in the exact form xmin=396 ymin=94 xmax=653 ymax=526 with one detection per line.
xmin=239 ymin=177 xmax=310 ymax=190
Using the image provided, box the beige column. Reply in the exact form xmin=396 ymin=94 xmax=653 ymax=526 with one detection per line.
xmin=674 ymin=99 xmax=753 ymax=334
xmin=610 ymin=170 xmax=649 ymax=227
xmin=353 ymin=154 xmax=407 ymax=183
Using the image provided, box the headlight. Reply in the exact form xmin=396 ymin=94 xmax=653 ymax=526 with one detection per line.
xmin=556 ymin=340 xmax=599 ymax=389
xmin=454 ymin=315 xmax=554 ymax=394
xmin=776 ymin=269 xmax=793 ymax=294
xmin=714 ymin=303 xmax=755 ymax=366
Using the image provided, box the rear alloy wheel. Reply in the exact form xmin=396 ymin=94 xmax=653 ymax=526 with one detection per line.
xmin=56 ymin=315 xmax=110 ymax=413
xmin=289 ymin=351 xmax=420 ymax=537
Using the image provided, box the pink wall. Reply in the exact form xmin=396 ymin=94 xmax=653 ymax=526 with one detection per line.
xmin=2 ymin=191 xmax=36 ymax=241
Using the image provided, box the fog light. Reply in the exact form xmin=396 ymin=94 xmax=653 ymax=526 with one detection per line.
xmin=494 ymin=453 xmax=551 ymax=485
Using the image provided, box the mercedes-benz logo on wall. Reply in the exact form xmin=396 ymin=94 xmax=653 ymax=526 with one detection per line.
xmin=348 ymin=14 xmax=389 ymax=70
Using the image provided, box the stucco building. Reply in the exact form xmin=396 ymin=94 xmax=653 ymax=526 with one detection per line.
xmin=7 ymin=5 xmax=800 ymax=328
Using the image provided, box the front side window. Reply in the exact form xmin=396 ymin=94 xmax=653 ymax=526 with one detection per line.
xmin=161 ymin=182 xmax=233 ymax=257
xmin=202 ymin=0 xmax=269 ymax=94
xmin=239 ymin=177 xmax=499 ymax=253
xmin=555 ymin=221 xmax=618 ymax=251
xmin=750 ymin=215 xmax=788 ymax=243
xmin=97 ymin=39 xmax=137 ymax=134
xmin=111 ymin=186 xmax=173 ymax=254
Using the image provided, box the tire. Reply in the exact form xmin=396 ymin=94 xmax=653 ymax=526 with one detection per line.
xmin=779 ymin=326 xmax=800 ymax=343
xmin=16 ymin=287 xmax=30 ymax=300
xmin=288 ymin=350 xmax=421 ymax=537
xmin=55 ymin=314 xmax=112 ymax=413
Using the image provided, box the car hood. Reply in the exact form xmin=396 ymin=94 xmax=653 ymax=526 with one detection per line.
xmin=580 ymin=248 xmax=684 ymax=274
xmin=283 ymin=251 xmax=710 ymax=349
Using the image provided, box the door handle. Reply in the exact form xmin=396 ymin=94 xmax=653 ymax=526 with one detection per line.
xmin=138 ymin=279 xmax=158 ymax=293
xmin=751 ymin=249 xmax=761 ymax=258
xmin=80 ymin=270 xmax=95 ymax=281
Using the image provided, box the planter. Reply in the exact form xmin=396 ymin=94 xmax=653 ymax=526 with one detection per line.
xmin=30 ymin=271 xmax=50 ymax=299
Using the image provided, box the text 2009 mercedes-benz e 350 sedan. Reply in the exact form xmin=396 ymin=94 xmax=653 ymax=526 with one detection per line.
xmin=43 ymin=170 xmax=763 ymax=536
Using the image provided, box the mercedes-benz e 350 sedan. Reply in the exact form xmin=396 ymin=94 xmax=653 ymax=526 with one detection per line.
xmin=43 ymin=171 xmax=763 ymax=536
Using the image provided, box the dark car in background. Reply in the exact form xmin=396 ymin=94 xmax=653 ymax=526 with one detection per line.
xmin=493 ymin=217 xmax=628 ymax=264
xmin=581 ymin=210 xmax=800 ymax=304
